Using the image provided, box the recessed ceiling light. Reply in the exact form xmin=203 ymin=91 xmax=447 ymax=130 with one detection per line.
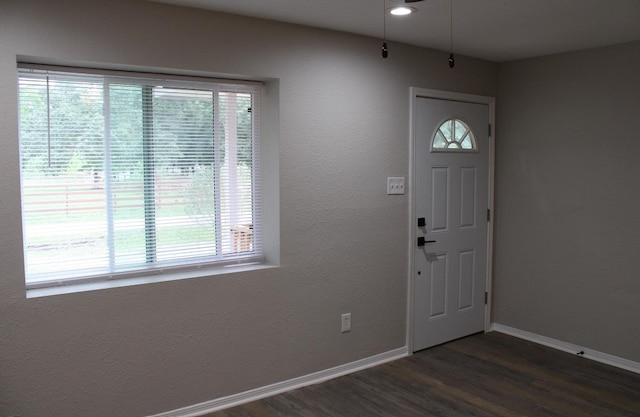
xmin=389 ymin=6 xmax=416 ymax=16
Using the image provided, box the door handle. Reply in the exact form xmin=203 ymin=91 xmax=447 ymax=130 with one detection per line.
xmin=417 ymin=237 xmax=436 ymax=247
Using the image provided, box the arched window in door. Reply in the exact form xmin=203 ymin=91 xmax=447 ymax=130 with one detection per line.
xmin=432 ymin=119 xmax=477 ymax=151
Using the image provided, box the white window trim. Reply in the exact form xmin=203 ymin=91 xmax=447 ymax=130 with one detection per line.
xmin=18 ymin=63 xmax=274 ymax=297
xmin=27 ymin=263 xmax=277 ymax=298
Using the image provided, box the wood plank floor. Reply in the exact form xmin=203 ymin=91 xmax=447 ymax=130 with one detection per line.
xmin=207 ymin=332 xmax=640 ymax=417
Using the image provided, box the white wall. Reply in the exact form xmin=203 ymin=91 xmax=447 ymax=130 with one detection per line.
xmin=494 ymin=41 xmax=640 ymax=362
xmin=0 ymin=1 xmax=497 ymax=416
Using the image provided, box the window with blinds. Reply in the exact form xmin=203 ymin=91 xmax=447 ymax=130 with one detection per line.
xmin=18 ymin=65 xmax=262 ymax=288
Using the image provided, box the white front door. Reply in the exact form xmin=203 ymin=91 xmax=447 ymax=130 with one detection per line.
xmin=412 ymin=95 xmax=491 ymax=352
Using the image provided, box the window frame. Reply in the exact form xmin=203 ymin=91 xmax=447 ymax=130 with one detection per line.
xmin=18 ymin=64 xmax=265 ymax=292
xmin=430 ymin=118 xmax=478 ymax=153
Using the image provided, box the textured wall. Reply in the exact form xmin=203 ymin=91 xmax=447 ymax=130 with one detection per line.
xmin=0 ymin=1 xmax=497 ymax=416
xmin=494 ymin=41 xmax=640 ymax=362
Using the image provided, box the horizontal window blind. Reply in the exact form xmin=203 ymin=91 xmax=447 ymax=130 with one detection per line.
xmin=18 ymin=66 xmax=262 ymax=287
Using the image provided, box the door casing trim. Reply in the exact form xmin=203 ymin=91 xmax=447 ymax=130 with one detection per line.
xmin=407 ymin=88 xmax=496 ymax=352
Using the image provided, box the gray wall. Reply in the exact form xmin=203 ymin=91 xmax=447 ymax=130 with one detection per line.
xmin=0 ymin=1 xmax=497 ymax=416
xmin=494 ymin=41 xmax=640 ymax=362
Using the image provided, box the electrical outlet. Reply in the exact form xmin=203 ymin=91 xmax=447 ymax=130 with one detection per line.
xmin=341 ymin=313 xmax=351 ymax=333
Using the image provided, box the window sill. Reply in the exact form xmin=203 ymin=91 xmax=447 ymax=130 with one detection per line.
xmin=26 ymin=262 xmax=277 ymax=299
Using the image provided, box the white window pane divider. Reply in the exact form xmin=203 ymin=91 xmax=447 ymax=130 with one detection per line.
xmin=103 ymin=78 xmax=116 ymax=271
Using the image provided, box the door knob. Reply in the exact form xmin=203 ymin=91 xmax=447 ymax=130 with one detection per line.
xmin=417 ymin=237 xmax=436 ymax=247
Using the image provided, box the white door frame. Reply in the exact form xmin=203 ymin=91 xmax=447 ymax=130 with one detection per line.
xmin=406 ymin=87 xmax=495 ymax=351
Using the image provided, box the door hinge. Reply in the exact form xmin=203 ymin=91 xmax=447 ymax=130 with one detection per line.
xmin=487 ymin=208 xmax=491 ymax=222
xmin=485 ymin=292 xmax=488 ymax=305
xmin=488 ymin=124 xmax=492 ymax=136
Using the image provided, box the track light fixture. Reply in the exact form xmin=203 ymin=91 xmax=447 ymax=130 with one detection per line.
xmin=382 ymin=0 xmax=388 ymax=58
xmin=380 ymin=0 xmax=456 ymax=66
xmin=449 ymin=0 xmax=455 ymax=68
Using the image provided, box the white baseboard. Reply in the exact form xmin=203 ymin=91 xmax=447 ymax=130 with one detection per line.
xmin=490 ymin=323 xmax=640 ymax=374
xmin=149 ymin=346 xmax=409 ymax=417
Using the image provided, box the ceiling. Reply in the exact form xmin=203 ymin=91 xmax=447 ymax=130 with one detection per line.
xmin=154 ymin=0 xmax=640 ymax=62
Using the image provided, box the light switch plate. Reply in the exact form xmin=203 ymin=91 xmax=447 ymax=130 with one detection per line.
xmin=387 ymin=177 xmax=405 ymax=195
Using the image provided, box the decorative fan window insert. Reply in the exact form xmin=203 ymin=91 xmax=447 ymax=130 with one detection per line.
xmin=432 ymin=119 xmax=476 ymax=151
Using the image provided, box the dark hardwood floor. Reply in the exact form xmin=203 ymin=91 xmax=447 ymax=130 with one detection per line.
xmin=207 ymin=332 xmax=640 ymax=417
